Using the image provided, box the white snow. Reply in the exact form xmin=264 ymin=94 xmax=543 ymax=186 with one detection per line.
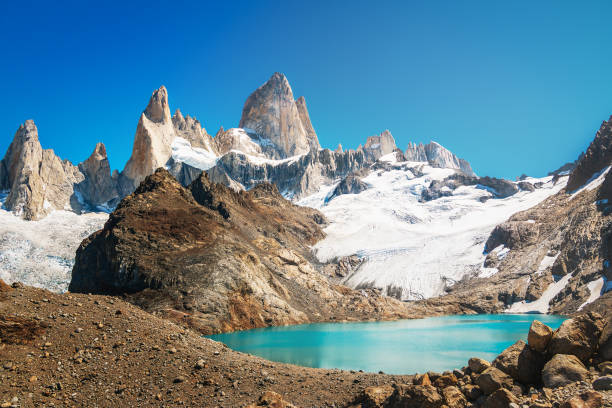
xmin=577 ymin=277 xmax=606 ymax=311
xmin=230 ymin=150 xmax=304 ymax=167
xmin=0 ymin=202 xmax=108 ymax=292
xmin=171 ymin=137 xmax=218 ymax=170
xmin=299 ymin=162 xmax=567 ymax=300
xmin=536 ymin=253 xmax=559 ymax=275
xmin=506 ymin=274 xmax=572 ymax=314
xmin=570 ymin=165 xmax=611 ymax=198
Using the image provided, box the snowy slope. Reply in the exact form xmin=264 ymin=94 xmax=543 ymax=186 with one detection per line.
xmin=299 ymin=158 xmax=567 ymax=300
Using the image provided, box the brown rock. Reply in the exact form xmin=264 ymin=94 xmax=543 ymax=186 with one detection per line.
xmin=414 ymin=373 xmax=432 ymax=386
xmin=541 ymin=354 xmax=588 ymax=388
xmin=598 ymin=361 xmax=612 ymax=375
xmin=559 ymin=391 xmax=603 ymax=408
xmin=461 ymin=384 xmax=482 ymax=401
xmin=547 ymin=313 xmax=605 ymax=362
xmin=591 ymin=375 xmax=612 ymax=391
xmin=433 ymin=373 xmax=457 ymax=388
xmin=492 ymin=340 xmax=545 ymax=385
xmin=389 ymin=384 xmax=444 ymax=408
xmin=483 ymin=388 xmax=517 ymax=408
xmin=69 ymin=169 xmax=409 ymax=334
xmin=528 ymin=320 xmax=553 ymax=353
xmin=357 ymin=385 xmax=394 ymax=408
xmin=249 ymin=390 xmax=296 ymax=408
xmin=475 ymin=367 xmax=513 ymax=395
xmin=468 ymin=357 xmax=491 ymax=374
xmin=441 ymin=386 xmax=467 ymax=408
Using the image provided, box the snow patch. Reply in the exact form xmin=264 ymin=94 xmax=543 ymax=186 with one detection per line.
xmin=505 ymin=274 xmax=572 ymax=314
xmin=577 ymin=277 xmax=605 ymax=311
xmin=171 ymin=136 xmax=218 ymax=170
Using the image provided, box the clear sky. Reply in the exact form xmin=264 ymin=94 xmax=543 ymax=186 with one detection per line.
xmin=1 ymin=0 xmax=611 ymax=179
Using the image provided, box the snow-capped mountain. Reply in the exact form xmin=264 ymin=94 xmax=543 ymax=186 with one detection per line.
xmin=1 ymin=72 xmax=586 ymax=306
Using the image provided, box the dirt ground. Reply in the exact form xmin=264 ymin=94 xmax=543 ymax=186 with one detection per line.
xmin=0 ymin=283 xmax=413 ymax=407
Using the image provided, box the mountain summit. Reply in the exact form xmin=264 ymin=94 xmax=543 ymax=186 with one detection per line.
xmin=239 ymin=72 xmax=320 ymax=158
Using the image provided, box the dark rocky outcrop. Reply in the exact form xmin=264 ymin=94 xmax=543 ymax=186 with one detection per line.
xmin=566 ymin=116 xmax=612 ymax=192
xmin=69 ymin=169 xmax=410 ymax=334
xmin=326 ymin=173 xmax=369 ymax=202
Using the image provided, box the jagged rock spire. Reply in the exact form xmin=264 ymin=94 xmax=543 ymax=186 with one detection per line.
xmin=239 ymin=72 xmax=314 ymax=158
xmin=120 ymin=86 xmax=177 ymax=194
xmin=295 ymin=96 xmax=320 ymax=151
xmin=144 ymin=85 xmax=171 ymax=123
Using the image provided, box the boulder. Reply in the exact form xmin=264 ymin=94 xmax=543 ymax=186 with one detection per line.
xmin=475 ymin=367 xmax=513 ymax=395
xmin=493 ymin=340 xmax=545 ymax=385
xmin=357 ymin=385 xmax=394 ymax=408
xmin=461 ymin=384 xmax=482 ymax=401
xmin=528 ymin=320 xmax=554 ymax=353
xmin=246 ymin=390 xmax=296 ymax=408
xmin=547 ymin=313 xmax=605 ymax=362
xmin=413 ymin=373 xmax=432 ymax=386
xmin=468 ymin=357 xmax=491 ymax=374
xmin=542 ymin=354 xmax=588 ymax=388
xmin=388 ymin=384 xmax=444 ymax=408
xmin=433 ymin=373 xmax=458 ymax=388
xmin=598 ymin=361 xmax=612 ymax=375
xmin=482 ymin=388 xmax=517 ymax=408
xmin=559 ymin=391 xmax=603 ymax=408
xmin=441 ymin=386 xmax=467 ymax=408
xmin=485 ymin=221 xmax=539 ymax=252
xmin=591 ymin=375 xmax=612 ymax=391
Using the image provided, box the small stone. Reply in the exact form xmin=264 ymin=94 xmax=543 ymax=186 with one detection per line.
xmin=173 ymin=376 xmax=186 ymax=383
xmin=168 ymin=347 xmax=177 ymax=354
xmin=75 ymin=328 xmax=83 ymax=333
xmin=29 ymin=376 xmax=37 ymax=382
xmin=592 ymin=375 xmax=612 ymax=391
xmin=195 ymin=359 xmax=205 ymax=369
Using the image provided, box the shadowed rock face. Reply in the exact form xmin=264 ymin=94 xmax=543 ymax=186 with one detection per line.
xmin=77 ymin=143 xmax=119 ymax=208
xmin=239 ymin=72 xmax=317 ymax=158
xmin=69 ymin=168 xmax=410 ymax=334
xmin=566 ymin=116 xmax=612 ymax=192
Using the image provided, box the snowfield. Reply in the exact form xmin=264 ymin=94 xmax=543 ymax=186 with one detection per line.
xmin=299 ymin=158 xmax=567 ymax=300
xmin=0 ymin=197 xmax=108 ymax=292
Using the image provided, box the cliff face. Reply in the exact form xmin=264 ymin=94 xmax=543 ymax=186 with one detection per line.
xmin=119 ymin=86 xmax=176 ymax=195
xmin=0 ymin=120 xmax=85 ymax=220
xmin=566 ymin=116 xmax=612 ymax=192
xmin=69 ymin=169 xmax=409 ymax=334
xmin=239 ymin=72 xmax=317 ymax=158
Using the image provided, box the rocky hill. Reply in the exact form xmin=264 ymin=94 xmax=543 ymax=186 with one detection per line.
xmin=69 ymin=169 xmax=410 ymax=334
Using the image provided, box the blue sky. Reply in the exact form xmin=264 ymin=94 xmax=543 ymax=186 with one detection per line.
xmin=1 ymin=0 xmax=611 ymax=179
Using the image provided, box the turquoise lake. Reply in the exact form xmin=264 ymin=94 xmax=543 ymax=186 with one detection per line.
xmin=208 ymin=314 xmax=565 ymax=374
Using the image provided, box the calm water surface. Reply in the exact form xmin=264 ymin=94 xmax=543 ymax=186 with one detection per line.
xmin=208 ymin=314 xmax=565 ymax=374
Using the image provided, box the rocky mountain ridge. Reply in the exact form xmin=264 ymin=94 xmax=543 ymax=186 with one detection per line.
xmin=1 ymin=72 xmax=477 ymax=220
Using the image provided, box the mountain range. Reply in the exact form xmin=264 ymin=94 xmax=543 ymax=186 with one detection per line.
xmin=0 ymin=72 xmax=610 ymax=325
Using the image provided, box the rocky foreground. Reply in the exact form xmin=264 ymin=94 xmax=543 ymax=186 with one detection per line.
xmin=1 ymin=280 xmax=611 ymax=407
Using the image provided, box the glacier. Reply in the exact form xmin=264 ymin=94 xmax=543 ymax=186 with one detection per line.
xmin=299 ymin=154 xmax=567 ymax=300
